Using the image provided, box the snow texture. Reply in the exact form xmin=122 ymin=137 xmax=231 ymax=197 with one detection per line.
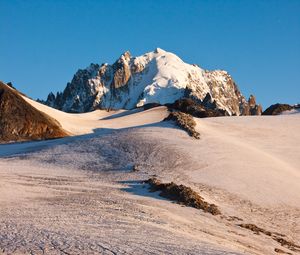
xmin=0 ymin=99 xmax=299 ymax=254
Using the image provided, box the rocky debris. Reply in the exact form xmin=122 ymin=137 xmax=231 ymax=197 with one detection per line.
xmin=238 ymin=223 xmax=300 ymax=252
xmin=164 ymin=111 xmax=200 ymax=139
xmin=167 ymin=98 xmax=226 ymax=118
xmin=42 ymin=49 xmax=261 ymax=115
xmin=273 ymin=237 xmax=300 ymax=252
xmin=145 ymin=178 xmax=221 ymax=215
xmin=238 ymin=223 xmax=272 ymax=236
xmin=0 ymin=81 xmax=68 ymax=143
xmin=274 ymin=248 xmax=292 ymax=254
xmin=132 ymin=164 xmax=140 ymax=172
xmin=262 ymin=103 xmax=294 ymax=115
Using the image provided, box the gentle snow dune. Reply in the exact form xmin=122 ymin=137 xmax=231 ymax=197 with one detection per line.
xmin=23 ymin=96 xmax=169 ymax=135
xmin=0 ymin=98 xmax=299 ymax=254
xmin=191 ymin=115 xmax=300 ymax=207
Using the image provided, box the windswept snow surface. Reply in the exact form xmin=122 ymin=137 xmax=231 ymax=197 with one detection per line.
xmin=0 ymin=100 xmax=300 ymax=254
xmin=23 ymin=96 xmax=168 ymax=135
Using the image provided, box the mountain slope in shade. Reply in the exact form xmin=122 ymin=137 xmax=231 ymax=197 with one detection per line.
xmin=0 ymin=81 xmax=68 ymax=143
xmin=44 ymin=48 xmax=262 ymax=115
xmin=262 ymin=103 xmax=300 ymax=115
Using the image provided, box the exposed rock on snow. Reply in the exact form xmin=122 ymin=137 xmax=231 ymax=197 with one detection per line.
xmin=164 ymin=111 xmax=200 ymax=139
xmin=262 ymin=103 xmax=294 ymax=115
xmin=43 ymin=48 xmax=261 ymax=115
xmin=167 ymin=98 xmax=227 ymax=118
xmin=146 ymin=177 xmax=221 ymax=215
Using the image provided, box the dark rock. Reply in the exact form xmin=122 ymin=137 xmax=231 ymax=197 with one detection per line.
xmin=201 ymin=93 xmax=218 ymax=110
xmin=132 ymin=164 xmax=140 ymax=172
xmin=274 ymin=248 xmax=292 ymax=254
xmin=238 ymin=223 xmax=272 ymax=236
xmin=7 ymin=82 xmax=15 ymax=89
xmin=164 ymin=111 xmax=200 ymax=139
xmin=262 ymin=103 xmax=293 ymax=115
xmin=272 ymin=236 xmax=300 ymax=252
xmin=250 ymin=104 xmax=263 ymax=115
xmin=168 ymin=98 xmax=226 ymax=118
xmin=239 ymin=222 xmax=300 ymax=252
xmin=146 ymin=178 xmax=221 ymax=215
xmin=0 ymin=81 xmax=68 ymax=143
xmin=142 ymin=103 xmax=161 ymax=110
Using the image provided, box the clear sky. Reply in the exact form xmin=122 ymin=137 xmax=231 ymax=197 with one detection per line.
xmin=1 ymin=0 xmax=299 ymax=108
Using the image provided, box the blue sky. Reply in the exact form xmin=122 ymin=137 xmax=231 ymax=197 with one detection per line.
xmin=1 ymin=0 xmax=299 ymax=108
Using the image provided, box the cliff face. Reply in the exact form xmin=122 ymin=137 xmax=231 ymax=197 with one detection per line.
xmin=0 ymin=81 xmax=68 ymax=143
xmin=43 ymin=48 xmax=261 ymax=115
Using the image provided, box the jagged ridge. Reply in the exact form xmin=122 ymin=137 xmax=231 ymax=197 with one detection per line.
xmin=43 ymin=48 xmax=262 ymax=115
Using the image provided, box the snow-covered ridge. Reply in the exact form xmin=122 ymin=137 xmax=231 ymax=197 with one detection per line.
xmin=44 ymin=48 xmax=261 ymax=115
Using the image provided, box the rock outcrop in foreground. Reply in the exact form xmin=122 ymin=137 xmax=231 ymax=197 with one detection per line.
xmin=0 ymin=81 xmax=68 ymax=143
xmin=43 ymin=48 xmax=262 ymax=115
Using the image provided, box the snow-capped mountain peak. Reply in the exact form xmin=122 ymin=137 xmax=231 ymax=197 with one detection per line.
xmin=43 ymin=48 xmax=261 ymax=115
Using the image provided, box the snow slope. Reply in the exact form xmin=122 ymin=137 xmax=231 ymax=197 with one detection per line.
xmin=24 ymin=96 xmax=169 ymax=135
xmin=0 ymin=99 xmax=299 ymax=254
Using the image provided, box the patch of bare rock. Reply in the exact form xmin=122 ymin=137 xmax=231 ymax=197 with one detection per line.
xmin=164 ymin=111 xmax=200 ymax=139
xmin=238 ymin=223 xmax=300 ymax=253
xmin=145 ymin=177 xmax=221 ymax=215
xmin=0 ymin=81 xmax=68 ymax=143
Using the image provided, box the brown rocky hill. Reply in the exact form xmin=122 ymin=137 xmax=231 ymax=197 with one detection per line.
xmin=0 ymin=81 xmax=68 ymax=143
xmin=262 ymin=103 xmax=295 ymax=115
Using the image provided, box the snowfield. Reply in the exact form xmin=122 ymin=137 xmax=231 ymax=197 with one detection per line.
xmin=0 ymin=100 xmax=299 ymax=254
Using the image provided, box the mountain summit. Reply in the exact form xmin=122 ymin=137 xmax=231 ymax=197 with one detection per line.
xmin=44 ymin=48 xmax=261 ymax=115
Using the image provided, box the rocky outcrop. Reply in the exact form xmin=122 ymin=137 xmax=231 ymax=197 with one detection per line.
xmin=0 ymin=81 xmax=68 ymax=143
xmin=241 ymin=95 xmax=262 ymax=116
xmin=167 ymin=98 xmax=226 ymax=118
xmin=42 ymin=48 xmax=262 ymax=115
xmin=146 ymin=178 xmax=221 ymax=215
xmin=111 ymin=51 xmax=131 ymax=89
xmin=262 ymin=103 xmax=294 ymax=115
xmin=164 ymin=111 xmax=200 ymax=139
